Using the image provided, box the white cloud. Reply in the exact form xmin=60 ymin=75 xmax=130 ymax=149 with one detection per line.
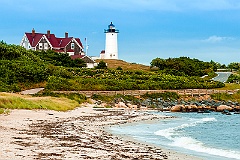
xmin=204 ymin=36 xmax=234 ymax=43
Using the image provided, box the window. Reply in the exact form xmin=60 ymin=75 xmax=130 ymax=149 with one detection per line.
xmin=44 ymin=43 xmax=48 ymax=50
xmin=71 ymin=43 xmax=75 ymax=49
xmin=39 ymin=43 xmax=43 ymax=49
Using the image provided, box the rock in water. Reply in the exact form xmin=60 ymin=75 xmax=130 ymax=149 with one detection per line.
xmin=216 ymin=105 xmax=232 ymax=112
xmin=171 ymin=105 xmax=184 ymax=112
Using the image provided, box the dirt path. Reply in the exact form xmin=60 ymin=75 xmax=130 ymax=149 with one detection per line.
xmin=20 ymin=88 xmax=44 ymax=95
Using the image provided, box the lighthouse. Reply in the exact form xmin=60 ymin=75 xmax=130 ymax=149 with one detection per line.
xmin=104 ymin=22 xmax=119 ymax=59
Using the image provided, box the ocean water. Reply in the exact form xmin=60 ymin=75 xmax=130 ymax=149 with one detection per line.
xmin=110 ymin=112 xmax=240 ymax=160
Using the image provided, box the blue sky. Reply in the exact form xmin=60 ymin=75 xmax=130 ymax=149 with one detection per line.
xmin=1 ymin=0 xmax=240 ymax=65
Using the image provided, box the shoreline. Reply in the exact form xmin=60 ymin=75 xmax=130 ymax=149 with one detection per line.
xmin=0 ymin=106 xmax=202 ymax=159
xmin=105 ymin=121 xmax=203 ymax=160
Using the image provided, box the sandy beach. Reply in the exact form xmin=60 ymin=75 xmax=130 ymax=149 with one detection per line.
xmin=0 ymin=106 xmax=202 ymax=160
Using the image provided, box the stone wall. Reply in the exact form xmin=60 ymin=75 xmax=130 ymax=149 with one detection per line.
xmin=53 ymin=89 xmax=237 ymax=97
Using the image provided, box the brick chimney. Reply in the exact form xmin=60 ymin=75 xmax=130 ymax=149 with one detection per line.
xmin=47 ymin=30 xmax=50 ymax=38
xmin=32 ymin=28 xmax=35 ymax=37
xmin=65 ymin=32 xmax=68 ymax=38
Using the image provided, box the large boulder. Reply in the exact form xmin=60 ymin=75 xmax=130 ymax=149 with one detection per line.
xmin=115 ymin=102 xmax=127 ymax=108
xmin=197 ymin=106 xmax=203 ymax=110
xmin=100 ymin=103 xmax=108 ymax=107
xmin=188 ymin=105 xmax=198 ymax=111
xmin=205 ymin=106 xmax=212 ymax=110
xmin=171 ymin=105 xmax=184 ymax=112
xmin=235 ymin=106 xmax=240 ymax=110
xmin=216 ymin=105 xmax=233 ymax=112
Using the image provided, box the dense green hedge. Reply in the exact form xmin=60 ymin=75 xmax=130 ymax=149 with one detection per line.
xmin=226 ymin=74 xmax=240 ymax=83
xmin=45 ymin=69 xmax=224 ymax=91
xmin=0 ymin=41 xmax=225 ymax=92
xmin=0 ymin=42 xmax=85 ymax=91
xmin=35 ymin=50 xmax=86 ymax=67
xmin=0 ymin=42 xmax=50 ymax=91
xmin=150 ymin=57 xmax=217 ymax=76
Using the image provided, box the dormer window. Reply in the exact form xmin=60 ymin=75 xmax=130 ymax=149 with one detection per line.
xmin=71 ymin=43 xmax=74 ymax=49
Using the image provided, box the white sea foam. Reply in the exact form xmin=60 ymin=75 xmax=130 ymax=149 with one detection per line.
xmin=154 ymin=117 xmax=240 ymax=159
xmin=171 ymin=136 xmax=240 ymax=159
xmin=155 ymin=117 xmax=217 ymax=140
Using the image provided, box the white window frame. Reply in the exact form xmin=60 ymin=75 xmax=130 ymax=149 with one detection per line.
xmin=71 ymin=43 xmax=75 ymax=49
xmin=39 ymin=43 xmax=43 ymax=49
xmin=44 ymin=43 xmax=48 ymax=50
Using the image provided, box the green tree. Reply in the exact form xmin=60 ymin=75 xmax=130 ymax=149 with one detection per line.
xmin=73 ymin=58 xmax=87 ymax=68
xmin=209 ymin=60 xmax=218 ymax=71
xmin=228 ymin=62 xmax=240 ymax=71
xmin=150 ymin=58 xmax=166 ymax=70
xmin=150 ymin=57 xmax=216 ymax=76
xmin=116 ymin=66 xmax=123 ymax=70
xmin=96 ymin=61 xmax=107 ymax=69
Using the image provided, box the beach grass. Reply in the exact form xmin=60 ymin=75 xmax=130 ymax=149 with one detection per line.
xmin=34 ymin=91 xmax=87 ymax=104
xmin=0 ymin=108 xmax=4 ymax=114
xmin=217 ymin=83 xmax=240 ymax=90
xmin=211 ymin=90 xmax=240 ymax=102
xmin=0 ymin=92 xmax=79 ymax=112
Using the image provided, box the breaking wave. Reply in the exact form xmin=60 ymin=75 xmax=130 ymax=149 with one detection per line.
xmin=154 ymin=117 xmax=240 ymax=159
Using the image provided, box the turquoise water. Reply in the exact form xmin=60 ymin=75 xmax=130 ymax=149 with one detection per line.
xmin=110 ymin=112 xmax=240 ymax=160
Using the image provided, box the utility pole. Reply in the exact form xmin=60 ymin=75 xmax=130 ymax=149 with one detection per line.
xmin=85 ymin=37 xmax=89 ymax=56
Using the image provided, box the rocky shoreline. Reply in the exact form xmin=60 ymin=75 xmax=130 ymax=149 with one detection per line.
xmin=0 ymin=106 xmax=201 ymax=160
xmin=107 ymin=95 xmax=240 ymax=113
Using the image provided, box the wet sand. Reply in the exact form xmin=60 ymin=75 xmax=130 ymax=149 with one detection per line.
xmin=0 ymin=106 xmax=202 ymax=159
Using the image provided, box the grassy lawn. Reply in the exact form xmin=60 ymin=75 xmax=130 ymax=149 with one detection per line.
xmin=95 ymin=59 xmax=150 ymax=71
xmin=0 ymin=92 xmax=79 ymax=113
xmin=217 ymin=83 xmax=240 ymax=90
xmin=211 ymin=91 xmax=240 ymax=103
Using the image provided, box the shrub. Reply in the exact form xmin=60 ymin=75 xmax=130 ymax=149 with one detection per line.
xmin=95 ymin=61 xmax=107 ymax=69
xmin=116 ymin=66 xmax=123 ymax=70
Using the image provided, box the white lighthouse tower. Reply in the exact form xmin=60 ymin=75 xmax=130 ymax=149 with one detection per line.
xmin=104 ymin=22 xmax=119 ymax=59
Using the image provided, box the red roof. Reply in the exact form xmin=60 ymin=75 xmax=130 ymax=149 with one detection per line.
xmin=47 ymin=34 xmax=60 ymax=48
xmin=25 ymin=31 xmax=83 ymax=49
xmin=66 ymin=49 xmax=74 ymax=52
xmin=57 ymin=38 xmax=72 ymax=48
xmin=26 ymin=33 xmax=43 ymax=47
xmin=75 ymin=38 xmax=83 ymax=48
